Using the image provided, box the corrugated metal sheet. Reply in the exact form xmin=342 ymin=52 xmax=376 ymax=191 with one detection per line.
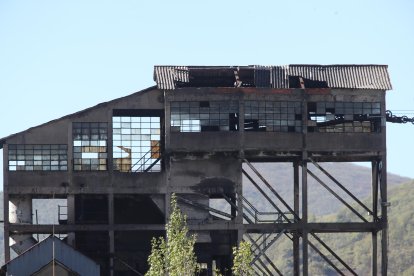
xmin=5 ymin=236 xmax=100 ymax=276
xmin=270 ymin=65 xmax=289 ymax=89
xmin=283 ymin=65 xmax=392 ymax=90
xmin=153 ymin=66 xmax=189 ymax=90
xmin=154 ymin=65 xmax=392 ymax=90
xmin=253 ymin=65 xmax=271 ymax=88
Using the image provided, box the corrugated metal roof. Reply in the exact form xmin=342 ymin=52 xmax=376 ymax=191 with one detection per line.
xmin=253 ymin=65 xmax=271 ymax=88
xmin=153 ymin=65 xmax=392 ymax=90
xmin=5 ymin=236 xmax=100 ymax=275
xmin=270 ymin=65 xmax=289 ymax=89
xmin=153 ymin=66 xmax=189 ymax=90
xmin=284 ymin=65 xmax=392 ymax=90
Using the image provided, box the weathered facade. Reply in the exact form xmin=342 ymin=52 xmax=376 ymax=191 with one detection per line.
xmin=1 ymin=65 xmax=392 ymax=275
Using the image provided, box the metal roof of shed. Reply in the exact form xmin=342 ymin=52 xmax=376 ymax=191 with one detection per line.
xmin=2 ymin=235 xmax=100 ymax=275
xmin=153 ymin=65 xmax=392 ymax=90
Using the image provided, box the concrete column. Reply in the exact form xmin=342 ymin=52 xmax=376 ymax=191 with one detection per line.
xmin=3 ymin=144 xmax=10 ymax=262
xmin=380 ymin=158 xmax=388 ymax=276
xmin=371 ymin=160 xmax=379 ymax=276
xmin=9 ymin=195 xmax=32 ymax=224
xmin=108 ymin=193 xmax=115 ymax=276
xmin=301 ymin=158 xmax=308 ymax=276
xmin=293 ymin=161 xmax=300 ymax=276
xmin=236 ymin=158 xmax=243 ymax=226
xmin=9 ymin=195 xmax=36 ymax=255
xmin=301 ymin=91 xmax=309 ymax=276
xmin=67 ymin=194 xmax=76 ymax=246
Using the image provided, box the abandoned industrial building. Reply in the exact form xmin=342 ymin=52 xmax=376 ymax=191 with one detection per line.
xmin=1 ymin=65 xmax=392 ymax=275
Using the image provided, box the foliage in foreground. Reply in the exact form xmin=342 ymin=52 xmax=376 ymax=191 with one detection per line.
xmin=232 ymin=241 xmax=254 ymax=276
xmin=146 ymin=194 xmax=198 ymax=276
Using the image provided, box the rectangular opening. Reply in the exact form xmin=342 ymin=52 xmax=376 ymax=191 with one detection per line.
xmin=114 ymin=195 xmax=164 ymax=224
xmin=307 ymin=102 xmax=381 ymax=133
xmin=244 ymin=101 xmax=302 ymax=132
xmin=170 ymin=101 xmax=239 ymax=132
xmin=73 ymin=122 xmax=108 ymax=171
xmin=8 ymin=144 xmax=68 ymax=171
xmin=75 ymin=195 xmax=108 ymax=224
xmin=209 ymin=198 xmax=232 ymax=221
xmin=32 ymin=197 xmax=68 ymax=225
xmin=113 ymin=114 xmax=162 ymax=172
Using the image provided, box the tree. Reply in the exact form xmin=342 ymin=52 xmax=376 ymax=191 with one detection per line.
xmin=232 ymin=241 xmax=254 ymax=276
xmin=146 ymin=194 xmax=198 ymax=276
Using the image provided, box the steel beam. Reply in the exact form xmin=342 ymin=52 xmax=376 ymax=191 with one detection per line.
xmin=307 ymin=169 xmax=368 ymax=222
xmin=243 ymin=159 xmax=299 ymax=220
xmin=309 ymin=158 xmax=372 ymax=216
xmin=246 ymin=234 xmax=283 ymax=276
xmin=242 ymin=169 xmax=291 ymax=222
xmin=380 ymin=159 xmax=388 ymax=276
xmin=372 ymin=160 xmax=379 ymax=276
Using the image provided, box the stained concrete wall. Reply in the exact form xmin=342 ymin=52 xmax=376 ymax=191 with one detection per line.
xmin=2 ymin=85 xmax=387 ymax=274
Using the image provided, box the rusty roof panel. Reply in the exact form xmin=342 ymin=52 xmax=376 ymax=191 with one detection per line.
xmin=153 ymin=65 xmax=392 ymax=90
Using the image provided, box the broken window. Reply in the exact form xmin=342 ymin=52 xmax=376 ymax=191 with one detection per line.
xmin=8 ymin=144 xmax=68 ymax=171
xmin=307 ymin=102 xmax=381 ymax=133
xmin=113 ymin=116 xmax=161 ymax=172
xmin=73 ymin=122 xmax=108 ymax=171
xmin=244 ymin=101 xmax=302 ymax=132
xmin=170 ymin=101 xmax=239 ymax=132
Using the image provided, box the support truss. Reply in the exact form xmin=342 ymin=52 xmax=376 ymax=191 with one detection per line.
xmin=241 ymin=158 xmax=387 ymax=275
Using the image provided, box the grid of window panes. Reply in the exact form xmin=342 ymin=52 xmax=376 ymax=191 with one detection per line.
xmin=8 ymin=144 xmax=68 ymax=171
xmin=244 ymin=101 xmax=302 ymax=132
xmin=113 ymin=116 xmax=161 ymax=172
xmin=170 ymin=101 xmax=239 ymax=132
xmin=73 ymin=122 xmax=108 ymax=171
xmin=308 ymin=102 xmax=381 ymax=133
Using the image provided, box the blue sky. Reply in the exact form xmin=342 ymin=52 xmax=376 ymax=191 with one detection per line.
xmin=1 ymin=0 xmax=414 ymax=181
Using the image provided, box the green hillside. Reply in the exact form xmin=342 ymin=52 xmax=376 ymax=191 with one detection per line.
xmin=267 ymin=180 xmax=414 ymax=275
xmin=243 ymin=162 xmax=410 ymax=215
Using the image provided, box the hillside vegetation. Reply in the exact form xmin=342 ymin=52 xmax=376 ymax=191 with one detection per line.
xmin=243 ymin=162 xmax=410 ymax=215
xmin=267 ymin=180 xmax=414 ymax=275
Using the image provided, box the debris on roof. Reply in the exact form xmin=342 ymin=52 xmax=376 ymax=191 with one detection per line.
xmin=153 ymin=65 xmax=392 ymax=90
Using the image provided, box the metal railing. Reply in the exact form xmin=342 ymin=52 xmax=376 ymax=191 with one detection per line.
xmin=129 ymin=141 xmax=161 ymax=173
xmin=241 ymin=195 xmax=293 ymax=224
xmin=58 ymin=205 xmax=68 ymax=224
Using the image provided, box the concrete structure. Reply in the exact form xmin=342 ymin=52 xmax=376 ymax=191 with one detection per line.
xmin=1 ymin=235 xmax=100 ymax=276
xmin=1 ymin=65 xmax=392 ymax=275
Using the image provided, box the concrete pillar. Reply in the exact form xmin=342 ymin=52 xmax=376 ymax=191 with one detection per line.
xmin=380 ymin=158 xmax=388 ymax=276
xmin=301 ymin=158 xmax=308 ymax=276
xmin=66 ymin=194 xmax=76 ymax=246
xmin=108 ymin=193 xmax=115 ymax=276
xmin=9 ymin=195 xmax=36 ymax=255
xmin=9 ymin=195 xmax=32 ymax=224
xmin=301 ymin=92 xmax=309 ymax=276
xmin=371 ymin=160 xmax=379 ymax=276
xmin=3 ymin=144 xmax=10 ymax=262
xmin=293 ymin=161 xmax=300 ymax=276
